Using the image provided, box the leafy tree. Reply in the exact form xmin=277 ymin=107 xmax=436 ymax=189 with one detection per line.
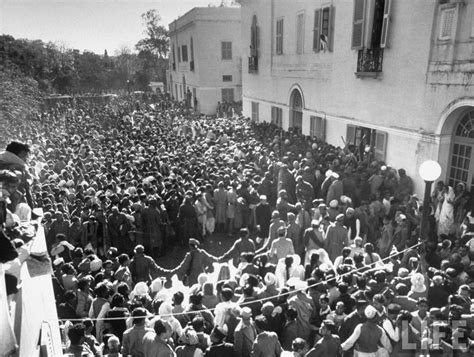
xmin=135 ymin=9 xmax=169 ymax=59
xmin=0 ymin=67 xmax=41 ymax=122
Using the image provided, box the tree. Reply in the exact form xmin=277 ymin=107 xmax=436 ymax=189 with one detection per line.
xmin=0 ymin=67 xmax=41 ymax=122
xmin=135 ymin=9 xmax=169 ymax=59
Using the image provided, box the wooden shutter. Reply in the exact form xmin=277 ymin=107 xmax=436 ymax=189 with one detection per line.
xmin=374 ymin=130 xmax=388 ymax=161
xmin=352 ymin=0 xmax=366 ymax=49
xmin=346 ymin=124 xmax=356 ymax=145
xmin=256 ymin=26 xmax=260 ymax=53
xmin=316 ymin=116 xmax=326 ymax=141
xmin=313 ymin=9 xmax=321 ymax=52
xmin=380 ymin=0 xmax=392 ymax=48
xmin=251 ymin=16 xmax=258 ymax=56
xmin=328 ymin=5 xmax=335 ymax=52
xmin=276 ymin=19 xmax=283 ymax=54
xmin=296 ymin=13 xmax=305 ymax=54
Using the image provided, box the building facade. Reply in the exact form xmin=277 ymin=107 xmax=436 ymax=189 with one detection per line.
xmin=169 ymin=7 xmax=242 ymax=115
xmin=239 ymin=0 xmax=474 ymax=193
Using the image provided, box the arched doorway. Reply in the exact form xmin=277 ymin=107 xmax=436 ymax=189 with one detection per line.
xmin=290 ymin=88 xmax=303 ymax=133
xmin=447 ymin=109 xmax=474 ymax=191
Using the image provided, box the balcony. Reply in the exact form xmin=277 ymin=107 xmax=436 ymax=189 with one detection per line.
xmin=356 ymin=48 xmax=384 ymax=78
xmin=190 ymin=60 xmax=194 ymax=72
xmin=248 ymin=55 xmax=258 ymax=73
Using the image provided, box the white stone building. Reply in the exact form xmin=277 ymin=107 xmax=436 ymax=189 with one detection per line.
xmin=169 ymin=6 xmax=242 ymax=115
xmin=238 ymin=0 xmax=474 ymax=193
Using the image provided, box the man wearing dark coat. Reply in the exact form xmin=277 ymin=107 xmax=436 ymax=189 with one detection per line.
xmin=255 ymin=195 xmax=272 ymax=238
xmin=177 ymin=193 xmax=199 ymax=245
xmin=205 ymin=326 xmax=236 ymax=357
xmin=171 ymin=238 xmax=218 ymax=286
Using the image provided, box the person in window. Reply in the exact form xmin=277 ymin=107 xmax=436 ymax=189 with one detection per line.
xmin=320 ymin=34 xmax=329 ymax=52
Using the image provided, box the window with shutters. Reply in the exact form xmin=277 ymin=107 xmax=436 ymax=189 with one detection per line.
xmin=222 ymin=75 xmax=232 ymax=82
xmin=249 ymin=15 xmax=259 ymax=73
xmin=221 ymin=88 xmax=234 ymax=102
xmin=251 ymin=102 xmax=259 ymax=122
xmin=296 ymin=12 xmax=305 ymax=54
xmin=439 ymin=7 xmax=456 ymax=40
xmin=353 ymin=0 xmax=391 ymax=75
xmin=346 ymin=125 xmax=387 ymax=161
xmin=221 ymin=41 xmax=232 ymax=60
xmin=171 ymin=44 xmax=176 ymax=71
xmin=374 ymin=131 xmax=387 ymax=161
xmin=313 ymin=6 xmax=335 ymax=53
xmin=310 ymin=116 xmax=326 ymax=140
xmin=352 ymin=0 xmax=391 ymax=49
xmin=271 ymin=107 xmax=283 ymax=127
xmin=352 ymin=0 xmax=366 ymax=50
xmin=181 ymin=45 xmax=188 ymax=62
xmin=276 ymin=18 xmax=284 ymax=55
xmin=190 ymin=37 xmax=195 ymax=71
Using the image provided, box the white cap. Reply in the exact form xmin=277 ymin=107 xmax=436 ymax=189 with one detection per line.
xmin=264 ymin=272 xmax=277 ymax=286
xmin=133 ymin=282 xmax=149 ymax=296
xmin=365 ymin=305 xmax=377 ymax=319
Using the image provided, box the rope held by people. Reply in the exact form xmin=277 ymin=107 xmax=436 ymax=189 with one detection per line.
xmin=58 ymin=241 xmax=422 ymax=323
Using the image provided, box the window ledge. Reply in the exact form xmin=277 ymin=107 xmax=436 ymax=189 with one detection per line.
xmin=355 ymin=71 xmax=382 ymax=78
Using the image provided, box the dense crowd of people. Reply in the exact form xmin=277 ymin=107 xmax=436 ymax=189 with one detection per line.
xmin=1 ymin=95 xmax=474 ymax=357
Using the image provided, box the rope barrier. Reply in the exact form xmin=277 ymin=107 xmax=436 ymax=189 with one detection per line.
xmin=57 ymin=241 xmax=423 ymax=323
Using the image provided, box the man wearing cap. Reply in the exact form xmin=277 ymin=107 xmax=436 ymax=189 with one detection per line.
xmin=303 ymin=220 xmax=326 ymax=254
xmin=142 ymin=319 xmax=175 ymax=357
xmin=306 ymin=320 xmax=342 ymax=357
xmin=129 ymin=245 xmax=172 ymax=284
xmin=269 ymin=226 xmax=295 ymax=264
xmin=219 ymin=228 xmax=255 ymax=266
xmin=339 ymin=300 xmax=368 ymax=357
xmin=288 ymin=279 xmax=313 ymax=342
xmin=295 ymin=175 xmax=314 ymax=210
xmin=341 ymin=305 xmax=391 ymax=357
xmin=205 ymin=326 xmax=235 ymax=357
xmin=108 ymin=206 xmax=129 ymax=252
xmin=257 ymin=211 xmax=286 ymax=253
xmin=311 ymin=200 xmax=326 ymax=223
xmin=395 ymin=168 xmax=413 ymax=202
xmin=255 ymin=194 xmax=272 ymax=238
xmin=234 ymin=307 xmax=257 ymax=357
xmin=327 ymin=172 xmax=343 ymax=204
xmin=325 ymin=213 xmax=349 ymax=262
xmin=250 ymin=315 xmax=282 ymax=357
xmin=122 ymin=307 xmax=154 ymax=357
xmin=177 ymin=194 xmax=199 ymax=245
xmin=170 ymin=238 xmax=218 ymax=286
xmin=287 ymin=212 xmax=303 ymax=258
xmin=380 ymin=304 xmax=401 ymax=356
xmin=393 ymin=214 xmax=409 ymax=252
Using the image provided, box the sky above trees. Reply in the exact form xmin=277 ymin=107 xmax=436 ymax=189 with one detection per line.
xmin=1 ymin=0 xmax=230 ymax=54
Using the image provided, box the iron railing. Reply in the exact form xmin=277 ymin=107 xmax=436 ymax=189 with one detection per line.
xmin=248 ymin=55 xmax=258 ymax=73
xmin=357 ymin=48 xmax=384 ymax=74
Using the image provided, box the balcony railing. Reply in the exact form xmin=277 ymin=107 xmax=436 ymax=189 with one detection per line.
xmin=190 ymin=60 xmax=194 ymax=72
xmin=248 ymin=55 xmax=258 ymax=73
xmin=356 ymin=48 xmax=384 ymax=77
